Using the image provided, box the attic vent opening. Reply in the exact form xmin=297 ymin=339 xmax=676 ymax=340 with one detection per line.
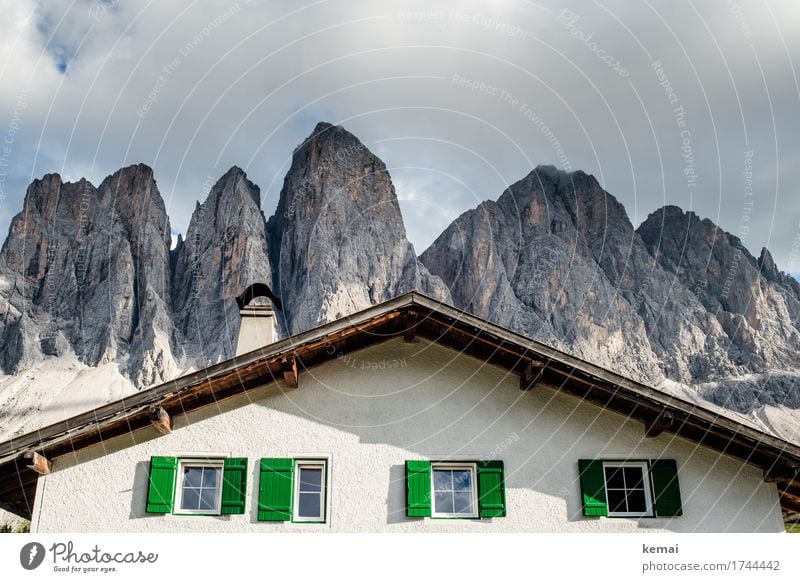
xmin=235 ymin=283 xmax=281 ymax=356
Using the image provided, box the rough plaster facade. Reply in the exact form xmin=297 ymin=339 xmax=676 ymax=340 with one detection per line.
xmin=31 ymin=339 xmax=784 ymax=532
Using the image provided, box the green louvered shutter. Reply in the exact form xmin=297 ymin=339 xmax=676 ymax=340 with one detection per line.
xmin=146 ymin=456 xmax=177 ymax=513
xmin=579 ymin=460 xmax=608 ymax=517
xmin=406 ymin=460 xmax=432 ymax=517
xmin=478 ymin=460 xmax=506 ymax=517
xmin=258 ymin=458 xmax=294 ymax=521
xmin=221 ymin=457 xmax=248 ymax=515
xmin=651 ymin=459 xmax=683 ymax=517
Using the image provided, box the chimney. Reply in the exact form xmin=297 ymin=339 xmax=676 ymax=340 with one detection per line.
xmin=236 ymin=302 xmax=277 ymax=356
xmin=235 ymin=283 xmax=282 ymax=356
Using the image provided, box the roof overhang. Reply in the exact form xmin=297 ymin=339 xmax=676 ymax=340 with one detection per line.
xmin=2 ymin=291 xmax=799 ymax=520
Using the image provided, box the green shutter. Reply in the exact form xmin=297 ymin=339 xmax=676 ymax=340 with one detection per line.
xmin=221 ymin=457 xmax=248 ymax=515
xmin=406 ymin=460 xmax=432 ymax=517
xmin=258 ymin=458 xmax=294 ymax=521
xmin=146 ymin=456 xmax=177 ymax=513
xmin=578 ymin=460 xmax=608 ymax=517
xmin=651 ymin=459 xmax=683 ymax=517
xmin=478 ymin=460 xmax=506 ymax=517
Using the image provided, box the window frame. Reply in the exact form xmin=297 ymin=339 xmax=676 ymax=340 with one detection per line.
xmin=602 ymin=460 xmax=654 ymax=518
xmin=430 ymin=462 xmax=480 ymax=519
xmin=292 ymin=459 xmax=328 ymax=523
xmin=173 ymin=458 xmax=225 ymax=516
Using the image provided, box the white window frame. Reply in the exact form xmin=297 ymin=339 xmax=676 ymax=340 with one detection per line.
xmin=292 ymin=459 xmax=328 ymax=523
xmin=602 ymin=461 xmax=654 ymax=518
xmin=174 ymin=458 xmax=224 ymax=516
xmin=430 ymin=462 xmax=480 ymax=519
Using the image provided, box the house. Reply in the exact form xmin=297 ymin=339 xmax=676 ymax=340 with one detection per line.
xmin=0 ymin=290 xmax=798 ymax=532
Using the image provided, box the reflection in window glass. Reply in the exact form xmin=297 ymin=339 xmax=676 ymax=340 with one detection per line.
xmin=294 ymin=462 xmax=326 ymax=522
xmin=179 ymin=464 xmax=222 ymax=513
xmin=432 ymin=465 xmax=477 ymax=517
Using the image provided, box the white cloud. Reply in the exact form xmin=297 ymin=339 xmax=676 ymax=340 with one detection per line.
xmin=0 ymin=0 xmax=798 ymax=270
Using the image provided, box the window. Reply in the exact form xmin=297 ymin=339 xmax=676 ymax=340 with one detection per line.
xmin=257 ymin=457 xmax=330 ymax=523
xmin=405 ymin=460 xmax=506 ymax=519
xmin=175 ymin=459 xmax=224 ymax=515
xmin=293 ymin=460 xmax=327 ymax=522
xmin=431 ymin=463 xmax=479 ymax=518
xmin=145 ymin=456 xmax=248 ymax=516
xmin=578 ymin=459 xmax=682 ymax=518
xmin=603 ymin=462 xmax=652 ymax=517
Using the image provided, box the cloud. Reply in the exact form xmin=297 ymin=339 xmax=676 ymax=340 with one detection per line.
xmin=0 ymin=0 xmax=799 ymax=270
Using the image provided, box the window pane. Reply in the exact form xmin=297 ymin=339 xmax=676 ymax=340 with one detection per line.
xmin=183 ymin=467 xmax=203 ymax=488
xmin=298 ymin=492 xmax=321 ymax=519
xmin=452 ymin=470 xmax=472 ymax=491
xmin=434 ymin=491 xmax=454 ymax=514
xmin=201 ymin=467 xmax=219 ymax=489
xmin=298 ymin=467 xmax=323 ymax=493
xmin=626 ymin=490 xmax=647 ymax=513
xmin=199 ymin=486 xmax=218 ymax=511
xmin=623 ymin=467 xmax=644 ymax=489
xmin=605 ymin=467 xmax=625 ymax=489
xmin=433 ymin=469 xmax=452 ymax=491
xmin=606 ymin=489 xmax=627 ymax=513
xmin=453 ymin=491 xmax=474 ymax=514
xmin=181 ymin=488 xmax=200 ymax=510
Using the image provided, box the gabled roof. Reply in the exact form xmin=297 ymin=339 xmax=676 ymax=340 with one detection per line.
xmin=1 ymin=291 xmax=799 ymax=520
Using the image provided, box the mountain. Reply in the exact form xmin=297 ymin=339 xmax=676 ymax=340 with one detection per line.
xmin=171 ymin=166 xmax=272 ymax=367
xmin=0 ymin=123 xmax=798 ymax=444
xmin=0 ymin=165 xmax=176 ymax=388
xmin=420 ymin=166 xmax=800 ymax=406
xmin=267 ymin=122 xmax=450 ymax=335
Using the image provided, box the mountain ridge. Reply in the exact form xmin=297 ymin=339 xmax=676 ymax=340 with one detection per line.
xmin=1 ymin=122 xmax=798 ymax=442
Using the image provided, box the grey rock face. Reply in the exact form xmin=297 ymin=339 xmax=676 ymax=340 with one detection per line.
xmin=267 ymin=122 xmax=450 ymax=335
xmin=0 ymin=165 xmax=176 ymax=388
xmin=171 ymin=167 xmax=272 ymax=366
xmin=420 ymin=166 xmax=800 ymax=397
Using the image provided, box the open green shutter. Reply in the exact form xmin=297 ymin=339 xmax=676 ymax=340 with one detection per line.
xmin=651 ymin=459 xmax=683 ymax=517
xmin=478 ymin=460 xmax=506 ymax=517
xmin=258 ymin=458 xmax=294 ymax=521
xmin=578 ymin=460 xmax=608 ymax=517
xmin=146 ymin=456 xmax=177 ymax=513
xmin=221 ymin=457 xmax=248 ymax=515
xmin=406 ymin=460 xmax=432 ymax=517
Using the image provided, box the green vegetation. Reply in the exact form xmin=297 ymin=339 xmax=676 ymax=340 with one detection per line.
xmin=0 ymin=520 xmax=30 ymax=533
xmin=785 ymin=522 xmax=800 ymax=533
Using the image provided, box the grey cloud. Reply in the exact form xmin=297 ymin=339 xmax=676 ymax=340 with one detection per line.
xmin=0 ymin=0 xmax=798 ymax=275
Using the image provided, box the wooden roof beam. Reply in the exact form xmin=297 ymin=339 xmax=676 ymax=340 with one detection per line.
xmin=520 ymin=360 xmax=546 ymax=391
xmin=282 ymin=356 xmax=298 ymax=388
xmin=645 ymin=411 xmax=675 ymax=438
xmin=148 ymin=405 xmax=172 ymax=435
xmin=24 ymin=451 xmax=52 ymax=475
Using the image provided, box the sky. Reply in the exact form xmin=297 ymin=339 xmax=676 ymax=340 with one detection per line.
xmin=0 ymin=0 xmax=799 ymax=276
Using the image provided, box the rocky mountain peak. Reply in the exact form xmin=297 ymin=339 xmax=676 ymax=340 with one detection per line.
xmin=267 ymin=121 xmax=450 ymax=335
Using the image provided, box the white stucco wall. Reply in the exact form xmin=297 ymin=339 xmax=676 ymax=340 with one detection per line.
xmin=31 ymin=338 xmax=784 ymax=532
